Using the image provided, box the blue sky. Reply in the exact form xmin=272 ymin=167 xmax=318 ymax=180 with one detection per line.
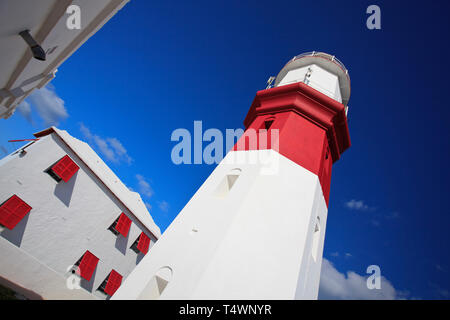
xmin=1 ymin=0 xmax=449 ymax=299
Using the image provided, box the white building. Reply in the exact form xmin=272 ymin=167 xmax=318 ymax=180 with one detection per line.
xmin=0 ymin=0 xmax=130 ymax=119
xmin=113 ymin=52 xmax=351 ymax=300
xmin=0 ymin=127 xmax=160 ymax=299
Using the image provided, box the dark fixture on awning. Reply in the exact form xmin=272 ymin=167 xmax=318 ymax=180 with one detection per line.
xmin=19 ymin=30 xmax=46 ymax=61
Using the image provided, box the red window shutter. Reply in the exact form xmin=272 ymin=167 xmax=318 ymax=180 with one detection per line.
xmin=137 ymin=232 xmax=150 ymax=254
xmin=51 ymin=155 xmax=79 ymax=182
xmin=0 ymin=195 xmax=32 ymax=230
xmin=78 ymin=251 xmax=99 ymax=281
xmin=115 ymin=213 xmax=132 ymax=237
xmin=104 ymin=269 xmax=123 ymax=296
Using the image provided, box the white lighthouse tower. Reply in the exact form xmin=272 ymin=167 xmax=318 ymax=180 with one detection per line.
xmin=113 ymin=52 xmax=351 ymax=300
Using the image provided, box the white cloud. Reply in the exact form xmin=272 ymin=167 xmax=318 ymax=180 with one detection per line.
xmin=371 ymin=219 xmax=381 ymax=227
xmin=134 ymin=176 xmax=167 ymax=212
xmin=136 ymin=174 xmax=153 ymax=198
xmin=345 ymin=199 xmax=374 ymax=211
xmin=20 ymin=85 xmax=68 ymax=125
xmin=345 ymin=201 xmax=399 ymax=228
xmin=438 ymin=289 xmax=449 ymax=298
xmin=107 ymin=137 xmax=132 ymax=164
xmin=94 ymin=135 xmax=116 ymax=162
xmin=79 ymin=123 xmax=133 ymax=165
xmin=319 ymin=258 xmax=407 ymax=300
xmin=79 ymin=123 xmax=93 ymax=140
xmin=158 ymin=200 xmax=169 ymax=212
xmin=17 ymin=100 xmax=33 ymax=123
xmin=429 ymin=282 xmax=449 ymax=299
xmin=436 ymin=264 xmax=445 ymax=272
xmin=386 ymin=211 xmax=400 ymax=220
xmin=0 ymin=145 xmax=8 ymax=156
xmin=330 ymin=252 xmax=339 ymax=257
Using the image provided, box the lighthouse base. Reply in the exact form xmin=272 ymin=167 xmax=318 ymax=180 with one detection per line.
xmin=113 ymin=150 xmax=328 ymax=300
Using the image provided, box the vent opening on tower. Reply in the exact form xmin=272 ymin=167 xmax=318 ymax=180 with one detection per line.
xmin=137 ymin=266 xmax=173 ymax=300
xmin=311 ymin=217 xmax=321 ymax=262
xmin=215 ymin=168 xmax=241 ymax=198
xmin=261 ymin=117 xmax=275 ymax=131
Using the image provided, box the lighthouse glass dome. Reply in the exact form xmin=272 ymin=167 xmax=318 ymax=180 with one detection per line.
xmin=274 ymin=52 xmax=351 ymax=106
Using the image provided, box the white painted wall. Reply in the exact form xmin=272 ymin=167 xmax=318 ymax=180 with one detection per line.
xmin=277 ymin=64 xmax=342 ymax=103
xmin=113 ymin=150 xmax=327 ymax=300
xmin=0 ymin=133 xmax=157 ymax=299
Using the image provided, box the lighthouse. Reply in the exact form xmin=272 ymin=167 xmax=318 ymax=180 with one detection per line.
xmin=113 ymin=52 xmax=351 ymax=300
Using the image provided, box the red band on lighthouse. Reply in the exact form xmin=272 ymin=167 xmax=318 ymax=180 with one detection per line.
xmin=234 ymin=82 xmax=351 ymax=205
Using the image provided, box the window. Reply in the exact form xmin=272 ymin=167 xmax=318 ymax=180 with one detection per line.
xmin=215 ymin=168 xmax=241 ymax=197
xmin=97 ymin=276 xmax=108 ymax=295
xmin=75 ymin=250 xmax=99 ymax=281
xmin=108 ymin=217 xmax=120 ymax=236
xmin=98 ymin=270 xmax=123 ymax=296
xmin=108 ymin=213 xmax=131 ymax=237
xmin=130 ymin=237 xmax=139 ymax=253
xmin=131 ymin=232 xmax=151 ymax=254
xmin=260 ymin=116 xmax=275 ymax=131
xmin=137 ymin=232 xmax=151 ymax=254
xmin=263 ymin=119 xmax=274 ymax=130
xmin=311 ymin=217 xmax=321 ymax=262
xmin=137 ymin=267 xmax=172 ymax=300
xmin=45 ymin=167 xmax=61 ymax=182
xmin=0 ymin=195 xmax=32 ymax=230
xmin=47 ymin=155 xmax=79 ymax=182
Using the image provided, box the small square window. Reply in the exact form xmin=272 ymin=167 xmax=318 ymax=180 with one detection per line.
xmin=108 ymin=217 xmax=120 ymax=236
xmin=97 ymin=277 xmax=108 ymax=296
xmin=74 ymin=256 xmax=82 ymax=267
xmin=45 ymin=167 xmax=62 ymax=182
xmin=108 ymin=213 xmax=132 ymax=237
xmin=130 ymin=232 xmax=151 ymax=254
xmin=259 ymin=117 xmax=275 ymax=131
xmin=75 ymin=250 xmax=99 ymax=281
xmin=264 ymin=119 xmax=274 ymax=130
xmin=130 ymin=237 xmax=140 ymax=253
xmin=97 ymin=270 xmax=122 ymax=296
xmin=46 ymin=155 xmax=79 ymax=183
xmin=0 ymin=194 xmax=32 ymax=230
xmin=70 ymin=256 xmax=83 ymax=276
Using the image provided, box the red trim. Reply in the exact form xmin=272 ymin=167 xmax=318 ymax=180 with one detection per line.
xmin=137 ymin=232 xmax=150 ymax=254
xmin=51 ymin=155 xmax=79 ymax=182
xmin=115 ymin=213 xmax=132 ymax=237
xmin=0 ymin=195 xmax=32 ymax=230
xmin=236 ymin=82 xmax=351 ymax=205
xmin=33 ymin=128 xmax=55 ymax=138
xmin=78 ymin=251 xmax=99 ymax=281
xmin=104 ymin=270 xmax=122 ymax=296
xmin=8 ymin=139 xmax=40 ymax=142
xmin=243 ymin=82 xmax=350 ymax=162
